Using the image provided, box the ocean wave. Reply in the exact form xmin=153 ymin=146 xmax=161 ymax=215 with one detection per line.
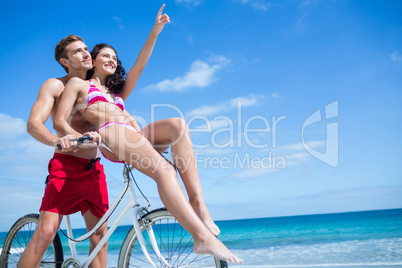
xmin=232 ymin=263 xmax=402 ymax=268
xmin=0 ymin=247 xmax=25 ymax=255
xmin=230 ymin=238 xmax=402 ymax=266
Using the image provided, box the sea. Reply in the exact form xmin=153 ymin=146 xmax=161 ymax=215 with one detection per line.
xmin=1 ymin=208 xmax=401 ymax=268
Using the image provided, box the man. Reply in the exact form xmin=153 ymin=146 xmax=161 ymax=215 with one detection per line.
xmin=19 ymin=35 xmax=108 ymax=268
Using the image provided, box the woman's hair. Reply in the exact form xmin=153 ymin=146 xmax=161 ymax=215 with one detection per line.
xmin=55 ymin=35 xmax=84 ymax=73
xmin=86 ymin=43 xmax=126 ymax=94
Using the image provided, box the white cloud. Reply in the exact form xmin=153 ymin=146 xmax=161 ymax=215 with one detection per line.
xmin=187 ymin=35 xmax=193 ymax=45
xmin=0 ymin=113 xmax=26 ymax=139
xmin=231 ymin=140 xmax=326 ymax=179
xmin=277 ymin=140 xmax=325 ymax=152
xmin=300 ymin=0 xmax=319 ymax=7
xmin=235 ymin=0 xmax=272 ymax=11
xmin=210 ymin=140 xmax=325 ymax=179
xmin=275 ymin=140 xmax=326 ymax=166
xmin=209 ymin=55 xmax=230 ymax=64
xmin=208 ymin=119 xmax=231 ymax=130
xmin=230 ymin=147 xmax=315 ymax=179
xmin=186 ymin=93 xmax=268 ymax=131
xmin=298 ymin=13 xmax=308 ymax=25
xmin=175 ymin=0 xmax=203 ymax=6
xmin=0 ymin=113 xmax=54 ymax=177
xmin=390 ymin=52 xmax=402 ymax=61
xmin=0 ymin=136 xmax=54 ymax=177
xmin=192 ymin=117 xmax=233 ymax=131
xmin=187 ymin=104 xmax=227 ymax=117
xmin=251 ymin=2 xmax=271 ymax=11
xmin=146 ymin=56 xmax=229 ymax=92
xmin=112 ymin=16 xmax=123 ymax=29
xmin=284 ymin=152 xmax=311 ymax=166
xmin=301 ymin=0 xmax=311 ymax=6
xmin=232 ymin=167 xmax=276 ymax=178
xmin=195 ymin=147 xmax=235 ymax=155
xmin=187 ymin=94 xmax=262 ymax=118
xmin=271 ymin=93 xmax=279 ymax=98
xmin=230 ymin=152 xmax=309 ymax=179
xmin=281 ymin=186 xmax=402 ymax=204
xmin=230 ymin=94 xmax=259 ymax=107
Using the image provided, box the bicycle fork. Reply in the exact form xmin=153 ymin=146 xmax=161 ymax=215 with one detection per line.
xmin=128 ymin=181 xmax=171 ymax=268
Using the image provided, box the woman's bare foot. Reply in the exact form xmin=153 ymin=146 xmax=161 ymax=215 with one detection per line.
xmin=198 ymin=213 xmax=221 ymax=237
xmin=191 ymin=202 xmax=221 ymax=236
xmin=193 ymin=235 xmax=243 ymax=263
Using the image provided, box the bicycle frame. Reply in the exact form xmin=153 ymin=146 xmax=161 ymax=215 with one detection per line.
xmin=63 ymin=164 xmax=170 ymax=268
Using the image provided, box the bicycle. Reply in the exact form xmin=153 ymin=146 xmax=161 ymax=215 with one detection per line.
xmin=0 ymin=136 xmax=227 ymax=268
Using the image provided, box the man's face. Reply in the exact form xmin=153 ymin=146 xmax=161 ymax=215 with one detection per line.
xmin=63 ymin=41 xmax=92 ymax=72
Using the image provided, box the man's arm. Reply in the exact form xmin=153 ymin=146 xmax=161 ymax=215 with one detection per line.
xmin=27 ymin=78 xmax=63 ymax=147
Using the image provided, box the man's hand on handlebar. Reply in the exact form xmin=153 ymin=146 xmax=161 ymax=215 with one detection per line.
xmin=54 ymin=134 xmax=78 ymax=152
xmin=83 ymin=131 xmax=101 ymax=148
xmin=55 ymin=132 xmax=100 ymax=152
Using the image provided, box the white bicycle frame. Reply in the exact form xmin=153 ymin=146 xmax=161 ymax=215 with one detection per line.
xmin=63 ymin=164 xmax=170 ymax=268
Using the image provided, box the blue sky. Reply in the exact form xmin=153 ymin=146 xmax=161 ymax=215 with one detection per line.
xmin=0 ymin=0 xmax=401 ymax=231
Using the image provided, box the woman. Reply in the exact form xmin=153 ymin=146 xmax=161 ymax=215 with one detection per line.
xmin=55 ymin=5 xmax=242 ymax=263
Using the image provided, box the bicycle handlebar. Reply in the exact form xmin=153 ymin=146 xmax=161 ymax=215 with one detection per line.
xmin=56 ymin=135 xmax=93 ymax=150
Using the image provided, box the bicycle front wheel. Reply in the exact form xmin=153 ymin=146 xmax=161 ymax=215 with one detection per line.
xmin=0 ymin=213 xmax=64 ymax=268
xmin=118 ymin=208 xmax=226 ymax=268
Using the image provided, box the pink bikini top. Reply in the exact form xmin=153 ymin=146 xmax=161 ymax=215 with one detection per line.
xmin=85 ymin=79 xmax=124 ymax=113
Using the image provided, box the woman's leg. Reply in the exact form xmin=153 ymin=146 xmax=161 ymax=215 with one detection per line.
xmin=140 ymin=118 xmax=220 ymax=235
xmin=100 ymin=124 xmax=242 ymax=263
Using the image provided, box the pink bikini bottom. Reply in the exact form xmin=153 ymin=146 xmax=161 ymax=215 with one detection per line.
xmin=97 ymin=122 xmax=139 ymax=163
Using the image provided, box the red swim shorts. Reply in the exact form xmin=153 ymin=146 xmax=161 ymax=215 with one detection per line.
xmin=39 ymin=153 xmax=109 ymax=218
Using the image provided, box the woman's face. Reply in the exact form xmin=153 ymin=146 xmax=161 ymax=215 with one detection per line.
xmin=93 ymin=47 xmax=118 ymax=76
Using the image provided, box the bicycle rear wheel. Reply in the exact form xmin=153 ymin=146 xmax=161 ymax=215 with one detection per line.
xmin=0 ymin=213 xmax=64 ymax=268
xmin=118 ymin=208 xmax=227 ymax=268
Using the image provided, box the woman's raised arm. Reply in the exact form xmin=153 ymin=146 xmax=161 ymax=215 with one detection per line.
xmin=120 ymin=4 xmax=170 ymax=100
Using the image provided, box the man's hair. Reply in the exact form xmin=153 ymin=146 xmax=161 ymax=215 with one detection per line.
xmin=55 ymin=35 xmax=84 ymax=73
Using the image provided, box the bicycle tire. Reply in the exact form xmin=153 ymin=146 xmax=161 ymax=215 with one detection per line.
xmin=0 ymin=213 xmax=64 ymax=268
xmin=118 ymin=208 xmax=227 ymax=268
